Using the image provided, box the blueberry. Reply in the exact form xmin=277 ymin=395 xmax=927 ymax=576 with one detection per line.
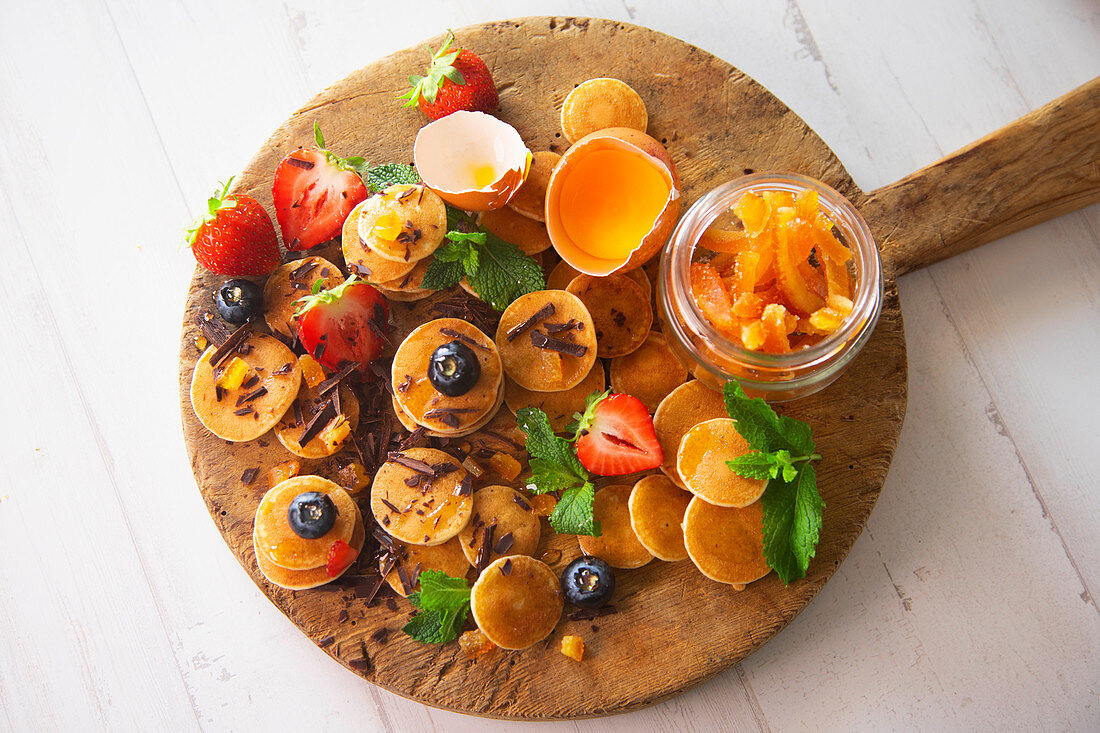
xmin=212 ymin=279 xmax=263 ymax=324
xmin=287 ymin=491 xmax=337 ymax=539
xmin=428 ymin=340 xmax=481 ymax=397
xmin=560 ymin=556 xmax=615 ymax=609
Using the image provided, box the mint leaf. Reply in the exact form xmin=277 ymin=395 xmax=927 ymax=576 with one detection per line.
xmin=401 ymin=570 xmax=470 ymax=644
xmin=464 ymin=232 xmax=545 ymax=310
xmin=528 ymin=457 xmax=585 ymax=494
xmin=402 ymin=608 xmax=464 ymax=644
xmin=549 ymin=483 xmax=600 ymax=536
xmin=422 ymin=236 xmax=476 ymax=290
xmin=366 ymin=163 xmax=421 ymax=192
xmin=722 ymin=381 xmax=786 ymax=452
xmin=761 ymin=463 xmax=823 ymax=584
xmin=777 ymin=415 xmax=816 ymax=456
xmin=727 ymin=449 xmax=798 ymax=482
xmin=516 ymin=407 xmax=586 ymax=483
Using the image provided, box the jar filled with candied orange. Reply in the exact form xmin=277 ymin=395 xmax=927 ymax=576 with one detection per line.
xmin=658 ymin=173 xmax=882 ymax=401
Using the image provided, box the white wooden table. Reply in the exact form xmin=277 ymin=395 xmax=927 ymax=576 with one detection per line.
xmin=1 ymin=1 xmax=1097 ymax=730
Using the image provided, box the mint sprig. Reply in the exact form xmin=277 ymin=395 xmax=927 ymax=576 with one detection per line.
xmin=422 ymin=227 xmax=545 ymax=310
xmin=722 ymin=381 xmax=824 ymax=584
xmin=402 ymin=570 xmax=471 ymax=644
xmin=515 ymin=406 xmax=601 ymax=537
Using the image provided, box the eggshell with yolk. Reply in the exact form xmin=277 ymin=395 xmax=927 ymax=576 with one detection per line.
xmin=413 ymin=111 xmax=532 ymax=212
xmin=545 ymin=127 xmax=680 ymax=275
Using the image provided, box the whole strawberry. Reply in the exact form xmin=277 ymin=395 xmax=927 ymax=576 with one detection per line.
xmin=398 ymin=31 xmax=498 ymax=119
xmin=186 ymin=178 xmax=280 ymax=276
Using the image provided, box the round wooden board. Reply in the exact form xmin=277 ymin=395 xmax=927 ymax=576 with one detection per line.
xmin=178 ymin=17 xmax=906 ymax=719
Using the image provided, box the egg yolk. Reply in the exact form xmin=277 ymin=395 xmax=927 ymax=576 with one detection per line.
xmin=470 ymin=163 xmax=497 ymax=189
xmin=558 ymin=148 xmax=670 ymax=260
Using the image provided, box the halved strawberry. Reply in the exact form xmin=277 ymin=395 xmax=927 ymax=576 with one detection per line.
xmin=294 ymin=275 xmax=390 ymax=373
xmin=574 ymin=392 xmax=663 ymax=476
xmin=325 ymin=539 xmax=359 ymax=578
xmin=272 ymin=123 xmax=369 ymax=251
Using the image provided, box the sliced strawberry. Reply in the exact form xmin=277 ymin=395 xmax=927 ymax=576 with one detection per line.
xmin=295 ymin=275 xmax=390 ymax=373
xmin=325 ymin=539 xmax=359 ymax=578
xmin=272 ymin=123 xmax=369 ymax=251
xmin=574 ymin=393 xmax=664 ymax=476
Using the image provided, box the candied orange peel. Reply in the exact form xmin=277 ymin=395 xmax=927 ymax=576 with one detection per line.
xmin=690 ymin=189 xmax=856 ymax=353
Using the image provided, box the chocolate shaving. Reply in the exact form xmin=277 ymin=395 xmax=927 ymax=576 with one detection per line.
xmin=337 ymin=609 xmax=349 ymax=623
xmin=423 ymin=407 xmax=479 ymax=419
xmin=481 ymin=429 xmax=525 ymax=451
xmin=404 ymin=474 xmax=425 ymax=488
xmin=290 ymin=260 xmax=318 ymax=280
xmin=317 ymin=635 xmax=335 ymax=648
xmin=385 ymin=597 xmax=398 ymax=612
xmin=512 ymin=493 xmax=531 ymax=511
xmin=293 ymin=400 xmax=304 ymax=428
xmin=297 ymin=398 xmax=336 ymax=447
xmin=476 ymin=523 xmax=496 ymax=572
xmin=370 ymin=627 xmax=390 ymax=644
xmin=313 ymin=337 xmax=326 ymax=360
xmin=530 ymin=329 xmax=588 ymax=357
xmin=399 ymin=426 xmax=426 ymax=449
xmin=287 ymin=157 xmax=315 ymax=170
xmin=505 ymin=302 xmax=555 ymax=342
xmin=273 ymin=362 xmax=294 ymax=376
xmin=543 ymin=319 xmax=580 ymax=334
xmin=241 ymin=467 xmax=258 ymax=485
xmin=396 ymin=563 xmax=413 ymax=595
xmin=458 ymin=474 xmax=473 ymax=497
xmin=567 ymin=605 xmax=618 ymax=621
xmin=215 ymin=386 xmax=224 ymax=402
xmin=209 ymin=321 xmax=253 ymax=368
xmin=396 ymin=373 xmax=413 ymax=394
xmin=379 ymin=497 xmax=403 ymax=515
xmin=493 ymin=532 xmax=514 ymax=556
xmin=500 ymin=558 xmax=513 ymax=576
xmin=196 ymin=313 xmax=231 ymax=347
xmin=386 ymin=451 xmax=434 ymax=475
xmin=331 ymin=385 xmax=341 ymax=414
xmin=350 ymin=262 xmax=372 ymax=278
xmin=396 ymin=187 xmax=418 ymax=202
xmin=317 ymin=362 xmax=359 ymax=395
xmin=291 ymin=281 xmax=310 ymax=291
xmin=439 ymin=327 xmax=488 ymax=351
xmin=232 ymin=407 xmax=254 ymax=416
xmin=235 ymin=386 xmax=268 ymax=406
xmin=430 ymin=462 xmax=459 ymax=478
xmin=240 ymin=374 xmax=259 ymax=390
xmin=348 ymin=657 xmax=371 ymax=671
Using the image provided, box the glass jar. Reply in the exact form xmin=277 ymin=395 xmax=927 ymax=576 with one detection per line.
xmin=657 ymin=172 xmax=883 ymax=402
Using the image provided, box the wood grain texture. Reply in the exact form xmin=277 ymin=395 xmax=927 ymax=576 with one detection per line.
xmin=860 ymin=76 xmax=1100 ymax=276
xmin=178 ymin=17 xmax=907 ymax=718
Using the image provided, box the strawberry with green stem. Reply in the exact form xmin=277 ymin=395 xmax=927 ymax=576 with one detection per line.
xmin=272 ymin=122 xmax=369 ymax=251
xmin=398 ymin=31 xmax=499 ymax=119
xmin=185 ymin=177 xmax=280 ymax=276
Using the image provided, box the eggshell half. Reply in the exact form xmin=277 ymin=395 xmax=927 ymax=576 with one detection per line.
xmin=545 ymin=127 xmax=681 ymax=276
xmin=413 ymin=111 xmax=532 ymax=212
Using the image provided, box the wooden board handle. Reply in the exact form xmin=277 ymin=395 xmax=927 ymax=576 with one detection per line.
xmin=861 ymin=76 xmax=1100 ymax=276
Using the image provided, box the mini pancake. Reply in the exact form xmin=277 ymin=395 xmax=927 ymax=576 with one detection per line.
xmin=392 ymin=318 xmax=503 ymax=433
xmin=391 ymin=378 xmax=504 ymax=438
xmin=384 ymin=537 xmax=471 ymax=597
xmin=560 ymin=78 xmax=648 ymax=143
xmin=495 ymin=290 xmax=597 ymax=392
xmin=373 ymin=257 xmax=434 ymax=301
xmin=653 ymin=380 xmax=728 ymax=487
xmin=254 ymin=476 xmax=358 ymax=570
xmin=505 ymin=150 xmax=560 ymax=222
xmin=274 ymin=382 xmax=359 ymax=459
xmin=609 ymin=331 xmax=687 ymax=412
xmin=341 ymin=199 xmax=416 ymax=284
xmin=190 ymin=333 xmax=302 ymax=442
xmin=676 ymin=417 xmax=767 ymax=507
xmin=458 ymin=485 xmax=541 ymax=566
xmin=357 ymin=183 xmax=447 ymax=263
xmin=254 ymin=501 xmax=366 ymax=590
xmin=628 ymin=474 xmax=692 ymax=561
xmin=546 ymin=259 xmax=650 ymax=299
xmin=504 ymin=361 xmax=606 ymax=432
xmin=577 ymin=485 xmax=653 ymax=569
xmin=566 ymin=273 xmax=652 ymax=358
xmin=470 ymin=555 xmax=563 ymax=649
xmin=263 ymin=257 xmax=344 ymax=338
xmin=683 ymin=496 xmax=770 ymax=586
xmin=477 ymin=205 xmax=552 ymax=255
xmin=371 ymin=447 xmax=472 ymax=546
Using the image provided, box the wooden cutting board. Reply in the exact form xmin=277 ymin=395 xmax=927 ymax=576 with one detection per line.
xmin=177 ymin=17 xmax=1100 ymax=720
